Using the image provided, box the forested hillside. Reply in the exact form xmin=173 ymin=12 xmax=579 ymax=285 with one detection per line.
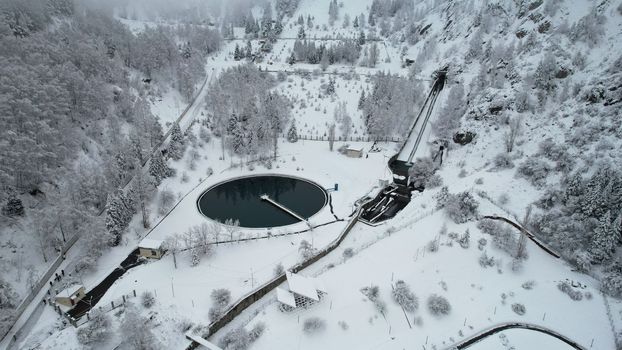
xmin=0 ymin=0 xmax=219 ymax=333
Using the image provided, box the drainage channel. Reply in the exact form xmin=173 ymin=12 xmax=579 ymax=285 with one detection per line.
xmin=67 ymin=249 xmax=142 ymax=319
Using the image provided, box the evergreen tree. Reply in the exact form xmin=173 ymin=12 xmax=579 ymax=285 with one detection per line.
xmin=245 ymin=40 xmax=252 ymax=59
xmin=168 ymin=122 xmax=185 ymax=160
xmin=149 ymin=151 xmax=172 ymax=186
xmin=288 ymin=51 xmax=296 ymax=65
xmin=274 ymin=19 xmax=284 ymax=35
xmin=358 ymin=31 xmax=366 ymax=46
xmin=181 ymin=42 xmax=192 ymax=59
xmin=353 ymin=15 xmax=359 ymax=28
xmin=287 ymin=121 xmax=299 ymax=142
xmin=534 ymin=51 xmax=557 ymax=96
xmin=326 ymin=77 xmax=336 ymax=95
xmin=589 ymin=211 xmax=617 ymax=263
xmin=358 ymin=90 xmax=366 ymax=109
xmin=297 ymin=26 xmax=306 ymax=39
xmin=105 ymin=191 xmax=130 ymax=246
xmin=233 ymin=44 xmax=242 ymax=61
xmin=245 ymin=14 xmax=255 ymax=34
xmin=368 ymin=42 xmax=379 ymax=67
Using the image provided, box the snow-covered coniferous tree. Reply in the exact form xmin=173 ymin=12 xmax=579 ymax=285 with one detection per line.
xmin=149 ymin=151 xmax=173 ymax=186
xmin=287 ymin=121 xmax=299 ymax=143
xmin=589 ymin=211 xmax=617 ymax=263
xmin=168 ymin=122 xmax=185 ymax=160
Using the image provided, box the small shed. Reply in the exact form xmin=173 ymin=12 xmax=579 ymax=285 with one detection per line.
xmin=55 ymin=285 xmax=86 ymax=307
xmin=138 ymin=239 xmax=164 ymax=259
xmin=277 ymin=272 xmax=327 ymax=311
xmin=345 ymin=147 xmax=364 ymax=158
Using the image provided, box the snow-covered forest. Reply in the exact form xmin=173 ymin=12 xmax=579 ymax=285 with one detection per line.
xmin=1 ymin=0 xmax=621 ymax=349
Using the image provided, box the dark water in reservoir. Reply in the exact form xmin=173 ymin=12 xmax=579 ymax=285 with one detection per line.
xmin=197 ymin=175 xmax=327 ymax=228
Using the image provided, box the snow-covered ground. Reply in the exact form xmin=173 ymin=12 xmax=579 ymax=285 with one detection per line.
xmin=222 ymin=198 xmax=615 ymax=350
xmin=11 ymin=0 xmax=622 ymax=349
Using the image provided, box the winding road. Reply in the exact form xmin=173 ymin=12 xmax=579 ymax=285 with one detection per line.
xmin=445 ymin=322 xmax=587 ymax=350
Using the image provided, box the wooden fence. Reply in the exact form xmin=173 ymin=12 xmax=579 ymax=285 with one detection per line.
xmin=296 ymin=135 xmax=404 ymax=143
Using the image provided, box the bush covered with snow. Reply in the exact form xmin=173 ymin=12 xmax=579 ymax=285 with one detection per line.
xmin=219 ymin=327 xmax=250 ymax=350
xmin=299 ymin=240 xmax=316 ymax=260
xmin=511 ymin=303 xmax=526 ymax=315
xmin=141 ymin=291 xmax=155 ymax=308
xmin=516 ymin=157 xmax=551 ymax=187
xmin=248 ymin=322 xmax=266 ymax=343
xmin=557 ymin=281 xmax=583 ymax=301
xmin=302 ymin=317 xmax=326 ymax=334
xmin=209 ymin=288 xmax=232 ymax=321
xmin=427 ymin=294 xmax=451 ymax=316
xmin=425 ymin=174 xmax=443 ymax=188
xmin=342 ymin=248 xmax=354 ymax=259
xmin=493 ymin=152 xmax=514 ymax=169
xmin=444 ymin=191 xmax=479 ymax=223
xmin=407 ymin=157 xmax=437 ymax=189
xmin=458 ymin=230 xmax=470 ymax=249
xmin=219 ymin=323 xmax=266 ymax=350
xmin=120 ymin=304 xmax=160 ymax=349
xmin=77 ymin=310 xmax=111 ymax=346
xmin=361 ymin=285 xmax=387 ymax=314
xmin=391 ymin=280 xmax=418 ymax=312
xmin=273 ymin=263 xmax=285 ymax=277
xmin=479 ymin=251 xmax=495 ymax=268
xmin=1 ymin=195 xmax=24 ymax=217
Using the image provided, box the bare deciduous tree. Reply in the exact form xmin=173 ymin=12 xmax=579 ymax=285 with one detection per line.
xmin=164 ymin=233 xmax=182 ymax=269
xmin=504 ymin=116 xmax=522 ymax=153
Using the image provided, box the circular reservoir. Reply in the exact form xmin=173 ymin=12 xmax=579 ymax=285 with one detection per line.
xmin=197 ymin=175 xmax=327 ymax=228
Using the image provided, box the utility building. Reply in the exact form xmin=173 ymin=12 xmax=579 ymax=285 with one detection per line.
xmin=55 ymin=285 xmax=86 ymax=307
xmin=276 ymin=272 xmax=327 ymax=311
xmin=138 ymin=239 xmax=164 ymax=259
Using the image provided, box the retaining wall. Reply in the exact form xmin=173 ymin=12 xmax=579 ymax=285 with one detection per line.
xmin=186 ymin=204 xmax=365 ymax=349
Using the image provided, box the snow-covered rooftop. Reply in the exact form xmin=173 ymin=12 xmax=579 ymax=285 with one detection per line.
xmin=139 ymin=238 xmax=163 ymax=250
xmin=346 ymin=146 xmax=364 ymax=152
xmin=276 ymin=287 xmax=297 ymax=308
xmin=286 ymin=271 xmax=320 ymax=301
xmin=56 ymin=284 xmax=83 ymax=298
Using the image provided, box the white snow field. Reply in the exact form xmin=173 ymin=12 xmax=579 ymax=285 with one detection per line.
xmin=7 ymin=0 xmax=622 ymax=349
xmin=212 ymin=197 xmax=615 ymax=350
